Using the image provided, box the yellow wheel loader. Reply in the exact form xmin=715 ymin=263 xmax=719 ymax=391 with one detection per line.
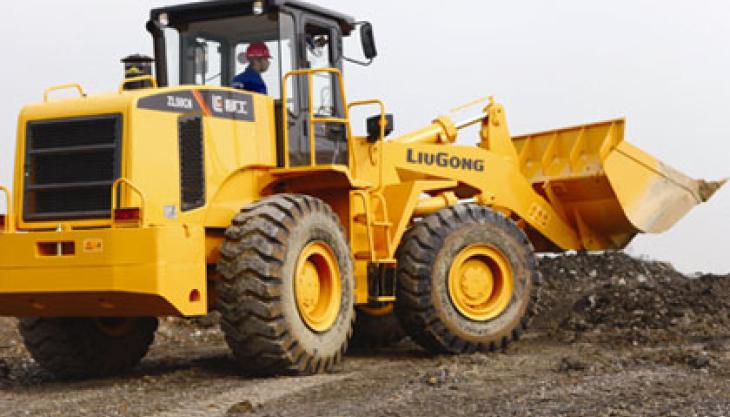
xmin=0 ymin=0 xmax=723 ymax=378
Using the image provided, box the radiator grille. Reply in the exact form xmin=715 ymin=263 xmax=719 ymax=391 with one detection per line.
xmin=179 ymin=116 xmax=205 ymax=211
xmin=24 ymin=115 xmax=122 ymax=221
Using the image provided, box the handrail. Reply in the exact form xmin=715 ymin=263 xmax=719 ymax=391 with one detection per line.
xmin=118 ymin=76 xmax=158 ymax=93
xmin=43 ymin=83 xmax=85 ymax=103
xmin=281 ymin=67 xmax=352 ymax=169
xmin=0 ymin=186 xmax=14 ymax=233
xmin=110 ymin=178 xmax=147 ymax=226
xmin=348 ymin=99 xmax=386 ymax=111
xmin=348 ymin=99 xmax=387 ymax=141
xmin=348 ymin=99 xmax=387 ymax=188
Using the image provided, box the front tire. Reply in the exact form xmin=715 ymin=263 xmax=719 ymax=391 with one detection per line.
xmin=19 ymin=317 xmax=158 ymax=379
xmin=216 ymin=194 xmax=355 ymax=375
xmin=395 ymin=204 xmax=540 ymax=354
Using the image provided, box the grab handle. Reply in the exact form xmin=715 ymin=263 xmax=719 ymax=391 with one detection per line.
xmin=43 ymin=84 xmax=86 ymax=102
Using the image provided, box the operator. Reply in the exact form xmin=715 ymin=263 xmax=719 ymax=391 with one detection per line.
xmin=232 ymin=42 xmax=272 ymax=94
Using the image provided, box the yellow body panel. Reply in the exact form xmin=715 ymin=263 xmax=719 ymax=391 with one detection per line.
xmin=380 ymin=141 xmax=582 ymax=250
xmin=14 ymin=86 xmax=277 ymax=231
xmin=0 ymin=225 xmax=206 ymax=317
xmin=3 ymin=85 xmax=277 ymax=316
xmin=0 ymin=70 xmax=722 ymax=317
xmin=126 ymin=92 xmax=276 ymax=228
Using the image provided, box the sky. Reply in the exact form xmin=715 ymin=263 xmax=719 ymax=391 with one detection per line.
xmin=2 ymin=1 xmax=728 ymax=274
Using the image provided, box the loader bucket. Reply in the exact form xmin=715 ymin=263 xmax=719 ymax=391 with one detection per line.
xmin=512 ymin=120 xmax=725 ymax=250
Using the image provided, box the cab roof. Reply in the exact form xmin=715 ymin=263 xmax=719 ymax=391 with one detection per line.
xmin=151 ymin=0 xmax=356 ymax=34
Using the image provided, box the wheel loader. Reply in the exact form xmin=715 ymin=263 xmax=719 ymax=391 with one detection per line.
xmin=0 ymin=0 xmax=724 ymax=378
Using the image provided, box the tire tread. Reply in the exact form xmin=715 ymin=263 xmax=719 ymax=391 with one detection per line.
xmin=395 ymin=204 xmax=541 ymax=354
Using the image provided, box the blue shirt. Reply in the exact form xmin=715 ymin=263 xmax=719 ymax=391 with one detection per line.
xmin=232 ymin=66 xmax=267 ymax=95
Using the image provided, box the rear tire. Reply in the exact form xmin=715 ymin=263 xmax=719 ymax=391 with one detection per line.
xmin=19 ymin=317 xmax=158 ymax=379
xmin=216 ymin=194 xmax=355 ymax=375
xmin=395 ymin=204 xmax=540 ymax=354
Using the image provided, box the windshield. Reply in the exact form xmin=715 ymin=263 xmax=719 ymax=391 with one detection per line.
xmin=162 ymin=12 xmax=295 ymax=99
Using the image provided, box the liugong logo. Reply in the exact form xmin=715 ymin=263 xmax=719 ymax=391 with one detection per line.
xmin=406 ymin=149 xmax=485 ymax=172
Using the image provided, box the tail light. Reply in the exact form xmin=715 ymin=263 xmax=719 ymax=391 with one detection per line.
xmin=113 ymin=207 xmax=141 ymax=225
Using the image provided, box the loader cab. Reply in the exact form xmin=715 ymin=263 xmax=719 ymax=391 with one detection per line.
xmin=148 ymin=0 xmax=377 ymax=168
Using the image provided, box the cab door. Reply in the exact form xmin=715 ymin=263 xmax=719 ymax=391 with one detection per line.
xmin=282 ymin=16 xmax=349 ymax=168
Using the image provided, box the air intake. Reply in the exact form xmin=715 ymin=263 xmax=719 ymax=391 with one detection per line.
xmin=179 ymin=116 xmax=205 ymax=211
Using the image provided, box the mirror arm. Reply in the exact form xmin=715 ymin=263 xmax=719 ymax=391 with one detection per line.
xmin=343 ymin=56 xmax=374 ymax=67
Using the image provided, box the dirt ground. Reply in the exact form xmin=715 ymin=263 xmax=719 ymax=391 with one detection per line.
xmin=1 ymin=252 xmax=730 ymax=417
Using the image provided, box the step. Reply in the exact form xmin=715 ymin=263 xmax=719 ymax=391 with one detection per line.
xmin=354 ymin=251 xmax=373 ymax=261
xmin=354 ymin=252 xmax=397 ymax=264
xmin=352 ymin=215 xmax=392 ymax=228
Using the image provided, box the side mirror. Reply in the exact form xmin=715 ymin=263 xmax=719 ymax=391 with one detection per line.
xmin=366 ymin=114 xmax=394 ymax=143
xmin=360 ymin=22 xmax=378 ymax=60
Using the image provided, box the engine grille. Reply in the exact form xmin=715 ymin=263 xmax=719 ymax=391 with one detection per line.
xmin=24 ymin=115 xmax=122 ymax=221
xmin=179 ymin=116 xmax=205 ymax=211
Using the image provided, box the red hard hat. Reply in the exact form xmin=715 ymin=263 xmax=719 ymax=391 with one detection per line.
xmin=246 ymin=42 xmax=272 ymax=59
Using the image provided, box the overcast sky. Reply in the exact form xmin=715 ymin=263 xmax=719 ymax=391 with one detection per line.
xmin=2 ymin=1 xmax=728 ymax=273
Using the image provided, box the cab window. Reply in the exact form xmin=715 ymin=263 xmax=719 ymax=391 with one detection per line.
xmin=164 ymin=13 xmax=293 ymax=99
xmin=191 ymin=38 xmax=223 ymax=87
xmin=234 ymin=40 xmax=281 ymax=98
xmin=284 ymin=21 xmax=347 ymax=167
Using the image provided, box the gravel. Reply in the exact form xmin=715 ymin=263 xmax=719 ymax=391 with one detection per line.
xmin=0 ymin=251 xmax=729 ymax=416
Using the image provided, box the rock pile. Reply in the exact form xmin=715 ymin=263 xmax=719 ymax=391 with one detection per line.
xmin=536 ymin=252 xmax=730 ymax=345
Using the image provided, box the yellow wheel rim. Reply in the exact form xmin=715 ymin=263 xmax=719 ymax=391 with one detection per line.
xmin=294 ymin=241 xmax=341 ymax=332
xmin=448 ymin=244 xmax=514 ymax=321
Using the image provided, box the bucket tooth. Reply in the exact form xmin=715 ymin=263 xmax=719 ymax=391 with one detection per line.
xmin=699 ymin=179 xmax=727 ymax=202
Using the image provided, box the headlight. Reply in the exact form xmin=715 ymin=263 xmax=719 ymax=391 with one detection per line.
xmin=158 ymin=12 xmax=169 ymax=27
xmin=253 ymin=0 xmax=264 ymax=15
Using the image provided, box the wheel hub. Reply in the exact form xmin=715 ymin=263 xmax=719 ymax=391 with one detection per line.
xmin=448 ymin=245 xmax=514 ymax=321
xmin=294 ymin=241 xmax=341 ymax=332
xmin=458 ymin=259 xmax=494 ymax=304
xmin=297 ymin=261 xmax=322 ymax=312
